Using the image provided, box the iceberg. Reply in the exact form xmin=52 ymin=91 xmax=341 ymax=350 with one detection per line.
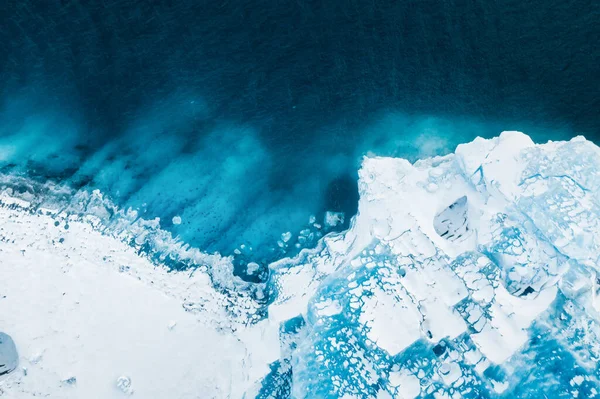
xmin=2 ymin=131 xmax=600 ymax=398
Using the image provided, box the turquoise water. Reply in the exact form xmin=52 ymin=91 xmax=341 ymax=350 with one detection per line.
xmin=0 ymin=0 xmax=598 ymax=267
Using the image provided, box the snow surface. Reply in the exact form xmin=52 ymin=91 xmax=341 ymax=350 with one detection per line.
xmin=2 ymin=131 xmax=600 ymax=398
xmin=0 ymin=199 xmax=279 ymax=398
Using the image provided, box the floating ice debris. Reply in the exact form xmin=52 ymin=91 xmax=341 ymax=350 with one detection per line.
xmin=572 ymin=375 xmax=585 ymax=386
xmin=172 ymin=215 xmax=182 ymax=225
xmin=246 ymin=262 xmax=260 ymax=275
xmin=324 ymin=211 xmax=345 ymax=228
xmin=281 ymin=232 xmax=292 ymax=243
xmin=0 ymin=333 xmax=18 ymax=376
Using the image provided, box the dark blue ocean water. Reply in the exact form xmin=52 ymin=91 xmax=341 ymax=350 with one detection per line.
xmin=0 ymin=0 xmax=599 ymax=268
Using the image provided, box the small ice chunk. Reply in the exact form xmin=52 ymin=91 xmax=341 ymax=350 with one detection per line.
xmin=426 ymin=182 xmax=438 ymax=192
xmin=172 ymin=216 xmax=182 ymax=225
xmin=491 ymin=380 xmax=509 ymax=394
xmin=438 ymin=362 xmax=462 ymax=385
xmin=388 ymin=369 xmax=421 ymax=398
xmin=324 ymin=211 xmax=345 ymax=228
xmin=246 ymin=262 xmax=260 ymax=275
xmin=281 ymin=231 xmax=292 ymax=243
xmin=377 ymin=389 xmax=394 ymax=399
xmin=62 ymin=376 xmax=77 ymax=385
xmin=29 ymin=352 xmax=43 ymax=364
xmin=314 ymin=299 xmax=343 ymax=317
xmin=571 ymin=375 xmax=584 ymax=386
xmin=117 ymin=375 xmax=134 ymax=395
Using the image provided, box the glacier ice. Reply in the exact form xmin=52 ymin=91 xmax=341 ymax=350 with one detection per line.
xmin=2 ymin=131 xmax=600 ymax=398
xmin=266 ymin=131 xmax=600 ymax=398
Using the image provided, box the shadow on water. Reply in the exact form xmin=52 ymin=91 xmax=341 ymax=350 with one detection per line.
xmin=0 ymin=0 xmax=598 ymax=263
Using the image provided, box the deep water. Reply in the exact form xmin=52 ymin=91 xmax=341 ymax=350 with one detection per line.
xmin=0 ymin=0 xmax=598 ymax=267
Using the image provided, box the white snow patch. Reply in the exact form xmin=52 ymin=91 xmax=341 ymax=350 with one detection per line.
xmin=0 ymin=205 xmax=279 ymax=398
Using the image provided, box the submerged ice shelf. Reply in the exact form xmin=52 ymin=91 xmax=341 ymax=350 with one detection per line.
xmin=2 ymin=132 xmax=600 ymax=398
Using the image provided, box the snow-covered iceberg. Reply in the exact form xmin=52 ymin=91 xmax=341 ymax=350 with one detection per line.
xmin=2 ymin=132 xmax=600 ymax=398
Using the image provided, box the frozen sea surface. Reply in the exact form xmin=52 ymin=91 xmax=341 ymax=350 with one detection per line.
xmin=3 ymin=132 xmax=600 ymax=398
